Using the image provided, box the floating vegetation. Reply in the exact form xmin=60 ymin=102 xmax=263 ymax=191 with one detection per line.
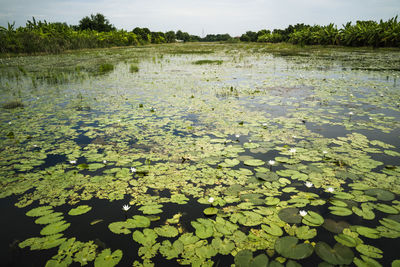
xmin=1 ymin=43 xmax=400 ymax=266
xmin=193 ymin=59 xmax=223 ymax=65
xmin=2 ymin=100 xmax=24 ymax=109
xmin=129 ymin=64 xmax=139 ymax=73
xmin=98 ymin=63 xmax=114 ymax=73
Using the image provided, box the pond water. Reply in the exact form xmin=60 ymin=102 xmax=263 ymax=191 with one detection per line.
xmin=1 ymin=43 xmax=400 ymax=267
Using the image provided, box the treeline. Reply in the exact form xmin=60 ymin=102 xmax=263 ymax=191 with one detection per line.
xmin=1 ymin=14 xmax=399 ymax=54
xmin=242 ymin=16 xmax=400 ymax=47
xmin=0 ymin=14 xmax=201 ymax=53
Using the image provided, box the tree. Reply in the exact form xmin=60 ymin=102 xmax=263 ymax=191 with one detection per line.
xmin=78 ymin=13 xmax=115 ymax=32
xmin=165 ymin=31 xmax=176 ymax=43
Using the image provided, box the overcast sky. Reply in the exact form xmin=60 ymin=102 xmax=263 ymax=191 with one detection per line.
xmin=0 ymin=0 xmax=399 ymax=36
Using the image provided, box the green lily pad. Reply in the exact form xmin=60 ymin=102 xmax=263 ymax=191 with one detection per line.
xmin=203 ymin=207 xmax=218 ymax=215
xmin=265 ymin=197 xmax=280 ymax=205
xmin=334 ymin=234 xmax=357 ymax=247
xmin=296 ymin=226 xmax=317 ymax=240
xmin=108 ymin=222 xmax=131 ymax=234
xmin=191 ymin=219 xmax=214 ymax=239
xmin=94 ymin=249 xmax=123 ymax=267
xmin=302 ymin=211 xmax=324 ymax=226
xmin=40 ymin=220 xmax=70 ymax=235
xmin=322 ymin=219 xmax=350 ymax=234
xmin=127 ymin=215 xmax=151 ymax=228
xmin=139 ymin=204 xmax=163 ymax=215
xmin=275 ymin=236 xmax=314 ymax=260
xmin=365 ymin=189 xmax=395 ymax=201
xmin=132 ymin=229 xmax=157 ymax=246
xmin=356 ymin=226 xmax=380 ymax=239
xmin=256 ymin=172 xmax=279 ymax=181
xmin=154 ymin=225 xmax=179 ymax=237
xmin=375 ymin=203 xmax=399 ymax=214
xmin=219 ymin=158 xmax=240 ymax=168
xmin=356 ymin=244 xmax=383 ymax=259
xmin=26 ymin=206 xmax=53 ymax=217
xmin=352 ymin=204 xmax=375 ymax=220
xmin=68 ymin=205 xmax=92 ymax=216
xmin=234 ymin=250 xmax=269 ymax=267
xmin=35 ymin=212 xmax=64 ymax=225
xmin=243 ymin=159 xmax=265 ymax=167
xmin=278 ymin=208 xmax=302 ymax=224
xmin=211 ymin=237 xmax=235 ymax=255
xmin=159 ymin=240 xmax=184 ymax=259
xmin=19 ymin=234 xmax=66 ymax=250
xmin=329 ymin=206 xmax=353 ymax=216
xmin=315 ymin=242 xmax=354 ymax=265
xmin=261 ymin=223 xmax=283 ymax=236
xmin=379 ymin=218 xmax=400 ymax=232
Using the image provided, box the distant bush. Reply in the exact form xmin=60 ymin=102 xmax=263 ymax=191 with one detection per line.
xmin=2 ymin=100 xmax=24 ymax=109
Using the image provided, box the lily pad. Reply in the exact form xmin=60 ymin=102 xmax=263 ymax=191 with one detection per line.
xmin=243 ymin=159 xmax=265 ymax=167
xmin=191 ymin=219 xmax=214 ymax=239
xmin=296 ymin=226 xmax=317 ymax=240
xmin=68 ymin=205 xmax=92 ymax=216
xmin=322 ymin=219 xmax=350 ymax=234
xmin=374 ymin=203 xmax=399 ymax=214
xmin=329 ymin=206 xmax=353 ymax=216
xmin=315 ymin=242 xmax=354 ymax=265
xmin=139 ymin=204 xmax=163 ymax=215
xmin=275 ymin=236 xmax=314 ymax=259
xmin=356 ymin=244 xmax=383 ymax=259
xmin=132 ymin=229 xmax=157 ymax=246
xmin=35 ymin=212 xmax=64 ymax=225
xmin=234 ymin=250 xmax=269 ymax=267
xmin=26 ymin=206 xmax=53 ymax=217
xmin=334 ymin=233 xmax=357 ymax=247
xmin=211 ymin=237 xmax=235 ymax=255
xmin=278 ymin=208 xmax=302 ymax=224
xmin=40 ymin=220 xmax=70 ymax=235
xmin=302 ymin=211 xmax=324 ymax=226
xmin=94 ymin=249 xmax=123 ymax=267
xmin=365 ymin=188 xmax=395 ymax=201
xmin=203 ymin=207 xmax=218 ymax=215
xmin=356 ymin=226 xmax=380 ymax=239
xmin=159 ymin=240 xmax=184 ymax=259
xmin=261 ymin=223 xmax=283 ymax=237
xmin=154 ymin=225 xmax=179 ymax=237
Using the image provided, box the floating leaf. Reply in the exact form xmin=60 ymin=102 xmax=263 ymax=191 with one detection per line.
xmin=68 ymin=205 xmax=92 ymax=216
xmin=127 ymin=216 xmax=151 ymax=228
xmin=243 ymin=159 xmax=265 ymax=167
xmin=191 ymin=219 xmax=214 ymax=239
xmin=334 ymin=234 xmax=357 ymax=247
xmin=40 ymin=221 xmax=70 ymax=235
xmin=154 ymin=225 xmax=179 ymax=237
xmin=139 ymin=204 xmax=163 ymax=215
xmin=379 ymin=218 xmax=400 ymax=232
xmin=219 ymin=158 xmax=240 ymax=168
xmin=365 ymin=189 xmax=395 ymax=201
xmin=374 ymin=203 xmax=399 ymax=214
xmin=26 ymin=206 xmax=53 ymax=217
xmin=295 ymin=226 xmax=317 ymax=240
xmin=94 ymin=249 xmax=123 ymax=267
xmin=356 ymin=226 xmax=380 ymax=239
xmin=356 ymin=244 xmax=383 ymax=259
xmin=302 ymin=211 xmax=324 ymax=226
xmin=132 ymin=229 xmax=157 ymax=246
xmin=234 ymin=250 xmax=269 ymax=267
xmin=275 ymin=236 xmax=314 ymax=260
xmin=35 ymin=212 xmax=63 ymax=225
xmin=261 ymin=223 xmax=283 ymax=237
xmin=108 ymin=222 xmax=131 ymax=235
xmin=211 ymin=237 xmax=235 ymax=255
xmin=19 ymin=234 xmax=66 ymax=250
xmin=315 ymin=242 xmax=354 ymax=265
xmin=329 ymin=206 xmax=353 ymax=216
xmin=322 ymin=219 xmax=350 ymax=234
xmin=278 ymin=208 xmax=302 ymax=224
xmin=203 ymin=207 xmax=218 ymax=215
xmin=159 ymin=240 xmax=184 ymax=259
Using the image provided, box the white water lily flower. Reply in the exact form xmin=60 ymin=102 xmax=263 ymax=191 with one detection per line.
xmin=70 ymin=160 xmax=76 ymax=164
xmin=103 ymin=160 xmax=107 ymax=164
xmin=235 ymin=134 xmax=240 ymax=138
xmin=299 ymin=210 xmax=307 ymax=216
xmin=268 ymin=160 xmax=276 ymax=166
xmin=8 ymin=121 xmax=12 ymax=124
xmin=322 ymin=150 xmax=328 ymax=154
xmin=348 ymin=112 xmax=354 ymax=116
xmin=122 ymin=205 xmax=131 ymax=211
xmin=289 ymin=148 xmax=296 ymax=154
xmin=327 ymin=187 xmax=335 ymax=193
xmin=208 ymin=197 xmax=215 ymax=203
xmin=262 ymin=123 xmax=267 ymax=126
xmin=305 ymin=181 xmax=313 ymax=188
xmin=130 ymin=167 xmax=137 ymax=173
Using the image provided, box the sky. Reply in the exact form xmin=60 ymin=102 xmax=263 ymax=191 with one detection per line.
xmin=0 ymin=0 xmax=399 ymax=36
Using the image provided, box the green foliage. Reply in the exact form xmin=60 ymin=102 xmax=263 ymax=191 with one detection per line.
xmin=193 ymin=60 xmax=223 ymax=65
xmin=129 ymin=64 xmax=139 ymax=73
xmin=77 ymin=13 xmax=115 ymax=32
xmin=98 ymin=63 xmax=114 ymax=73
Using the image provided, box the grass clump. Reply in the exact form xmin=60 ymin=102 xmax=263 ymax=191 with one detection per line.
xmin=2 ymin=100 xmax=24 ymax=109
xmin=98 ymin=63 xmax=114 ymax=73
xmin=193 ymin=60 xmax=223 ymax=65
xmin=129 ymin=65 xmax=139 ymax=73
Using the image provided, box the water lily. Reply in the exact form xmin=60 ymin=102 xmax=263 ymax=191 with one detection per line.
xmin=289 ymin=148 xmax=296 ymax=154
xmin=262 ymin=123 xmax=267 ymax=127
xmin=122 ymin=205 xmax=131 ymax=211
xmin=348 ymin=111 xmax=354 ymax=116
xmin=235 ymin=134 xmax=240 ymax=138
xmin=130 ymin=167 xmax=137 ymax=173
xmin=305 ymin=181 xmax=313 ymax=188
xmin=268 ymin=160 xmax=276 ymax=166
xmin=208 ymin=197 xmax=214 ymax=203
xmin=103 ymin=160 xmax=107 ymax=164
xmin=299 ymin=210 xmax=307 ymax=216
xmin=322 ymin=150 xmax=328 ymax=154
xmin=70 ymin=160 xmax=76 ymax=164
xmin=326 ymin=187 xmax=335 ymax=193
